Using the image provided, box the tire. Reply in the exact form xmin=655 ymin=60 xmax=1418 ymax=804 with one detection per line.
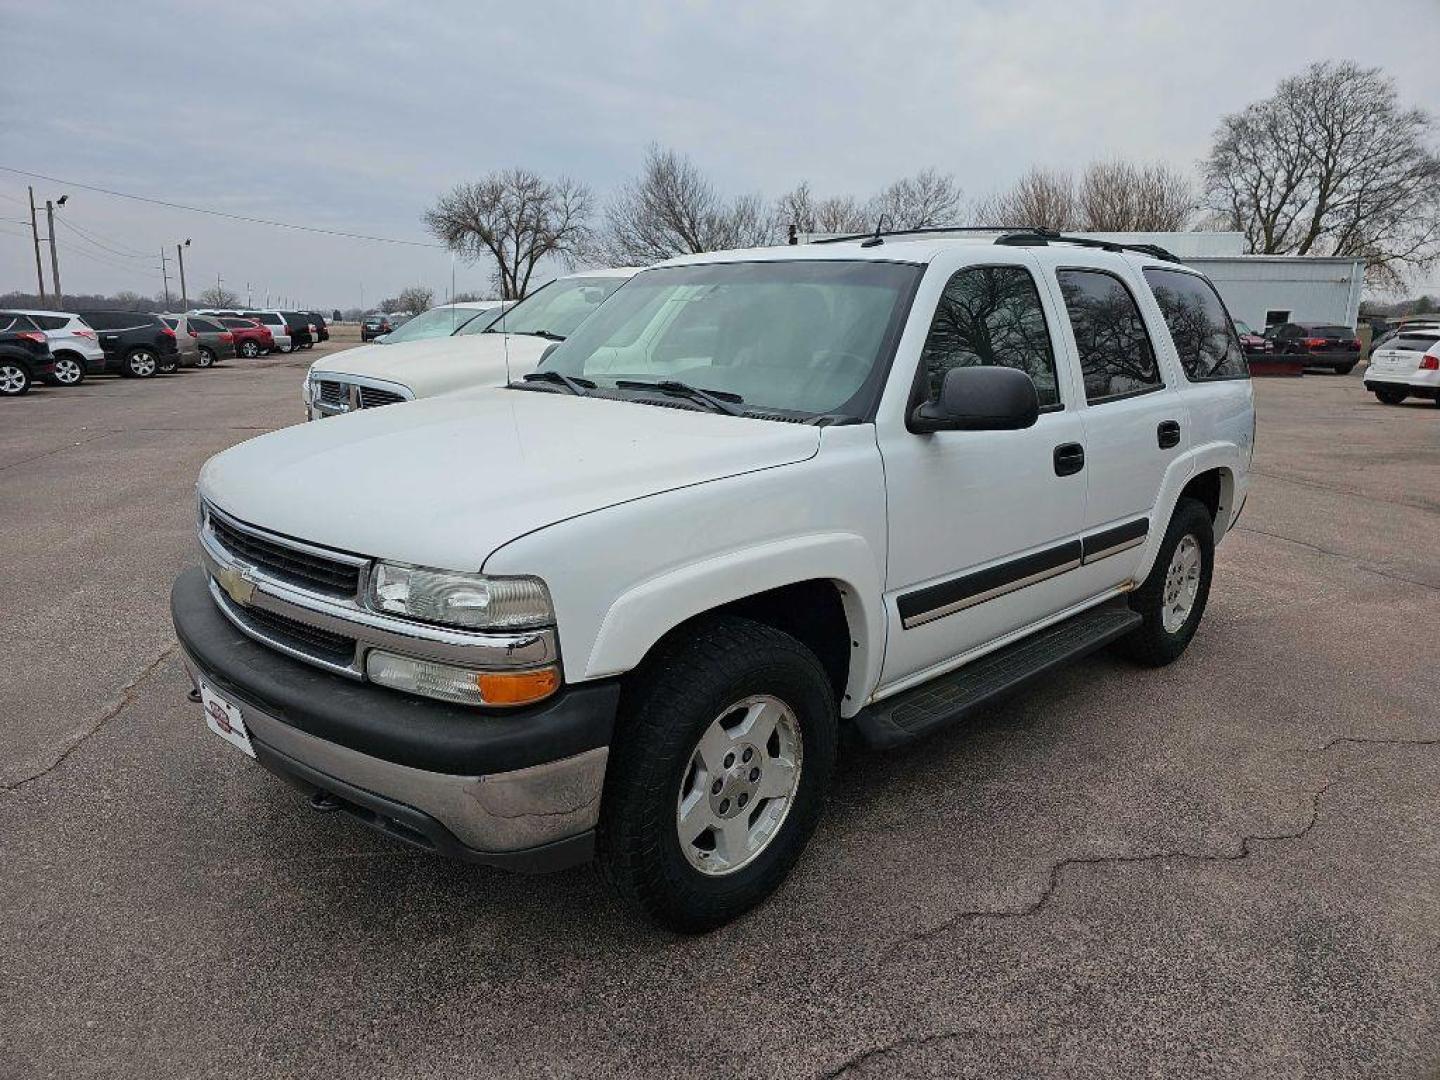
xmin=1118 ymin=497 xmax=1215 ymax=667
xmin=158 ymin=356 xmax=178 ymax=374
xmin=1335 ymin=363 xmax=1356 ymax=375
xmin=239 ymin=340 xmax=261 ymax=359
xmin=0 ymin=362 xmax=31 ymax=396
xmin=598 ymin=616 xmax=838 ymax=933
xmin=46 ymin=353 xmax=86 ymax=387
xmin=124 ymin=349 xmax=158 ymax=378
xmin=197 ymin=347 xmax=215 ymax=369
xmin=1374 ymin=386 xmax=1408 ymax=405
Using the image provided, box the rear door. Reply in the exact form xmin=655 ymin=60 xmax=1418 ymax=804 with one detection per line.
xmin=1041 ymin=254 xmax=1187 ymax=590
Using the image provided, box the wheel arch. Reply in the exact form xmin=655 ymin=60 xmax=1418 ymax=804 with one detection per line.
xmin=1134 ymin=446 xmax=1244 ymax=581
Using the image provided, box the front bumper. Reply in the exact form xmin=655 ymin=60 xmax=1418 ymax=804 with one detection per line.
xmin=172 ymin=565 xmax=618 ymax=872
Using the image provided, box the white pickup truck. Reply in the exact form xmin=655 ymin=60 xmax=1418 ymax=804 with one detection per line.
xmin=172 ymin=230 xmax=1254 ymax=931
xmin=303 ymin=269 xmax=638 ymax=418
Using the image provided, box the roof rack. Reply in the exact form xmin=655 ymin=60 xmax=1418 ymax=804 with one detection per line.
xmin=993 ymin=228 xmax=1182 ymax=262
xmin=809 ymin=224 xmax=1183 ymax=263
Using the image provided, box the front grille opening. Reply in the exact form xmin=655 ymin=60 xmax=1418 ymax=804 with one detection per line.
xmin=231 ymin=600 xmax=356 ymax=666
xmin=358 ymin=386 xmax=406 ymax=408
xmin=316 ymin=381 xmax=348 ymax=407
xmin=209 ymin=513 xmax=360 ymax=598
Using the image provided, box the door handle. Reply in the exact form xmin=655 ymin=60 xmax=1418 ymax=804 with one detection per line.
xmin=1157 ymin=420 xmax=1181 ymax=449
xmin=1053 ymin=442 xmax=1085 ymax=476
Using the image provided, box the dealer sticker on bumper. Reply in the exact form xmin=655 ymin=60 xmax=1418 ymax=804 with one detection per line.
xmin=200 ymin=683 xmax=255 ymax=759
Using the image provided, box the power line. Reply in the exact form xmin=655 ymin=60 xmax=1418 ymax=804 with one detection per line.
xmin=55 ymin=216 xmax=154 ymax=259
xmin=0 ymin=165 xmax=444 ymax=248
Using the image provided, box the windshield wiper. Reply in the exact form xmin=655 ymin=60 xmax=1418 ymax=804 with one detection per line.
xmin=614 ymin=379 xmax=745 ymax=417
xmin=520 ymin=370 xmax=595 ymax=396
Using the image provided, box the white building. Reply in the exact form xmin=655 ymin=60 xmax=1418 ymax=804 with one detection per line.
xmin=797 ymin=229 xmax=1367 ymax=332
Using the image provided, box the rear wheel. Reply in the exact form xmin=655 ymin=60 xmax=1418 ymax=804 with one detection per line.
xmin=124 ymin=349 xmax=158 ymax=378
xmin=158 ymin=356 xmax=178 ymax=374
xmin=239 ymin=339 xmax=261 ymax=359
xmin=197 ymin=347 xmax=216 ymax=369
xmin=598 ymin=617 xmax=838 ymax=932
xmin=1118 ymin=498 xmax=1214 ymax=667
xmin=46 ymin=354 xmax=86 ymax=386
xmin=0 ymin=362 xmax=31 ymax=396
xmin=1374 ymin=386 xmax=1408 ymax=405
xmin=1335 ymin=362 xmax=1356 ymax=376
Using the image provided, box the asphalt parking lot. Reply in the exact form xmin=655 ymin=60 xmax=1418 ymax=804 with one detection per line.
xmin=2 ymin=357 xmax=1437 ymax=1079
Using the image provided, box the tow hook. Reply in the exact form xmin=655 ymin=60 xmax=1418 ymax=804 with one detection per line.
xmin=308 ymin=791 xmax=343 ymax=813
xmin=186 ymin=687 xmax=202 ymax=703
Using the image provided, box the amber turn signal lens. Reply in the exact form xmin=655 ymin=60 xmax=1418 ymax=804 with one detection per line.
xmin=476 ymin=666 xmax=560 ymax=706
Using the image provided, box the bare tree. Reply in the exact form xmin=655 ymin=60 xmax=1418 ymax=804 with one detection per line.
xmin=866 ymin=168 xmax=964 ymax=230
xmin=1204 ymin=61 xmax=1440 ymax=288
xmin=1078 ymin=161 xmax=1194 ymax=232
xmin=974 ymin=166 xmax=1079 ymax=230
xmin=396 ymin=285 xmax=434 ymax=313
xmin=198 ymin=284 xmax=239 ymax=308
xmin=602 ymin=145 xmax=772 ymax=262
xmin=773 ymin=181 xmax=870 ymax=238
xmin=425 ymin=169 xmax=593 ymax=299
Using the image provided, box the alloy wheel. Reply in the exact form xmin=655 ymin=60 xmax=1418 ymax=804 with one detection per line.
xmin=129 ymin=352 xmax=157 ymax=377
xmin=676 ymin=694 xmax=803 ymax=876
xmin=53 ymin=357 xmax=83 ymax=385
xmin=1162 ymin=534 xmax=1202 ymax=633
xmin=0 ymin=364 xmax=28 ymax=394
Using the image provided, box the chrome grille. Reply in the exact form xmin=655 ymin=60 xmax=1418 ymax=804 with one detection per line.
xmin=207 ymin=510 xmax=362 ymax=598
xmin=358 ymin=385 xmax=406 ymax=408
xmin=316 ymin=381 xmax=348 ymax=408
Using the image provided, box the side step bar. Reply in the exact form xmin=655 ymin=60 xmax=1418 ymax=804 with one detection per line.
xmin=851 ymin=600 xmax=1142 ymax=750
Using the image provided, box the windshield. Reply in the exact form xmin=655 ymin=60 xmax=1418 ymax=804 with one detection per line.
xmin=382 ymin=305 xmax=501 ymax=343
xmin=484 ymin=276 xmax=627 ymax=339
xmin=1233 ymin=319 xmax=1255 ymax=336
xmin=535 ymin=260 xmax=922 ymax=418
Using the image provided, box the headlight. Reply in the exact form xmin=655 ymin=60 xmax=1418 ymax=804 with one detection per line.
xmin=369 ymin=562 xmax=553 ymax=631
xmin=302 ymin=371 xmax=315 ymax=405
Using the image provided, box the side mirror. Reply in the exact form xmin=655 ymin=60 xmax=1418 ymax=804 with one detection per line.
xmin=910 ymin=365 xmax=1040 ymax=433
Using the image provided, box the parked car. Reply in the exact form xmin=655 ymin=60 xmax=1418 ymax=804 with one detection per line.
xmin=1267 ymin=321 xmax=1361 ymax=373
xmin=1232 ymin=318 xmax=1270 ymax=357
xmin=73 ymin=310 xmax=181 ymax=378
xmin=371 ymin=301 xmax=510 ymax=344
xmin=174 ymin=233 xmax=1255 ymax=930
xmin=1372 ymin=319 xmax=1440 ymax=351
xmin=217 ymin=317 xmax=274 ymax=358
xmin=281 ymin=312 xmax=314 ymax=351
xmin=361 ymin=314 xmax=394 ymax=342
xmin=183 ymin=315 xmax=239 ymax=368
xmin=157 ymin=316 xmax=202 ymax=371
xmin=1363 ymin=328 xmax=1440 ymax=406
xmin=302 ymin=312 xmax=329 ymax=343
xmin=0 ymin=312 xmax=56 ymax=396
xmin=0 ymin=308 xmax=105 ymax=386
xmin=237 ymin=311 xmax=294 ymax=353
xmin=304 ymin=270 xmax=636 ymax=419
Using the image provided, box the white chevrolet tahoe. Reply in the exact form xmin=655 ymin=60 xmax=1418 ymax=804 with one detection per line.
xmin=303 ymin=269 xmax=639 ymax=418
xmin=172 ymin=230 xmax=1255 ymax=931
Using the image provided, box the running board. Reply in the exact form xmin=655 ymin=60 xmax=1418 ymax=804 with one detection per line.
xmin=852 ymin=601 xmax=1142 ymax=750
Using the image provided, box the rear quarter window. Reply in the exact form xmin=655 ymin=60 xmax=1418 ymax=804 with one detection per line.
xmin=1142 ymin=268 xmax=1249 ymax=381
xmin=1384 ymin=335 xmax=1440 ymax=352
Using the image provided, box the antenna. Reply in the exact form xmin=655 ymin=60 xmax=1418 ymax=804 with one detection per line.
xmin=500 ymin=266 xmax=512 ymax=386
xmin=860 ymin=215 xmax=888 ymax=248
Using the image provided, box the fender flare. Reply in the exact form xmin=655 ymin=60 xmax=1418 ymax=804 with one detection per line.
xmin=1135 ymin=442 xmax=1242 ymax=580
xmin=582 ymin=532 xmax=885 ymax=714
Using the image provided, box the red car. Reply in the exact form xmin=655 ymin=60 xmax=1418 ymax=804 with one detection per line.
xmin=218 ymin=317 xmax=275 ymax=358
xmin=1232 ymin=319 xmax=1270 ymax=357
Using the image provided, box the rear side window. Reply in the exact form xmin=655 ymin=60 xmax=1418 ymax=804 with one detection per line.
xmin=258 ymin=313 xmax=283 ymax=326
xmin=919 ymin=265 xmax=1060 ymax=408
xmin=1142 ymin=268 xmax=1248 ymax=381
xmin=1056 ymin=269 xmax=1163 ymax=403
xmin=190 ymin=317 xmax=221 ymax=332
xmin=1387 ymin=334 xmax=1440 ymax=352
xmin=0 ymin=316 xmax=17 ymax=333
xmin=31 ymin=314 xmax=67 ymax=330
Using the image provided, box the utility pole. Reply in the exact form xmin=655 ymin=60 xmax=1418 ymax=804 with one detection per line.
xmin=27 ymin=187 xmax=46 ymax=304
xmin=160 ymin=249 xmax=171 ymax=308
xmin=45 ymin=200 xmax=63 ymax=307
xmin=245 ymin=281 xmax=252 ymax=306
xmin=177 ymin=240 xmax=191 ymax=310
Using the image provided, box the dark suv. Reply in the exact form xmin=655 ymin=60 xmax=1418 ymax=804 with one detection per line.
xmin=74 ymin=310 xmax=181 ymax=378
xmin=0 ymin=312 xmax=55 ymax=396
xmin=1268 ymin=322 xmax=1361 ymax=374
xmin=361 ymin=314 xmax=393 ymax=342
xmin=303 ymin=312 xmax=329 ymax=343
xmin=280 ymin=312 xmax=315 ymax=350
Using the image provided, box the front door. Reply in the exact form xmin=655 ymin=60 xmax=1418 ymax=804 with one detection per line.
xmin=876 ymin=255 xmax=1091 ymax=690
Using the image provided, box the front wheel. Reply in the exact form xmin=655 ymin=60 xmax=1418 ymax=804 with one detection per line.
xmin=197 ymin=347 xmax=215 ymax=369
xmin=1 ymin=362 xmax=31 ymax=396
xmin=1374 ymin=386 xmax=1408 ymax=405
xmin=239 ymin=340 xmax=261 ymax=359
xmin=1118 ymin=497 xmax=1215 ymax=667
xmin=598 ymin=617 xmax=838 ymax=933
xmin=46 ymin=354 xmax=86 ymax=386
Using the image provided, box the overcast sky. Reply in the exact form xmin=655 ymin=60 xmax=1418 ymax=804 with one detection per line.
xmin=3 ymin=0 xmax=1437 ymax=308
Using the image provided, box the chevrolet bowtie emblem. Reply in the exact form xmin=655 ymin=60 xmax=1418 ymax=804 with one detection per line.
xmin=217 ymin=565 xmax=257 ymax=606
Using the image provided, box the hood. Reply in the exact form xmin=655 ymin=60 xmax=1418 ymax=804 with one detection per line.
xmin=310 ymin=333 xmax=553 ymax=396
xmin=199 ymin=388 xmax=821 ymax=570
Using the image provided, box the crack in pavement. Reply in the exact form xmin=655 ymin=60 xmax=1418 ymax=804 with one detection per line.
xmin=1234 ymin=524 xmax=1440 ymax=594
xmin=2 ymin=642 xmax=180 ymax=791
xmin=895 ymin=734 xmax=1439 ymax=949
xmin=0 ymin=429 xmax=120 ymax=472
xmin=1248 ymin=468 xmax=1440 ymax=515
xmin=817 ymin=1028 xmax=981 ymax=1079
